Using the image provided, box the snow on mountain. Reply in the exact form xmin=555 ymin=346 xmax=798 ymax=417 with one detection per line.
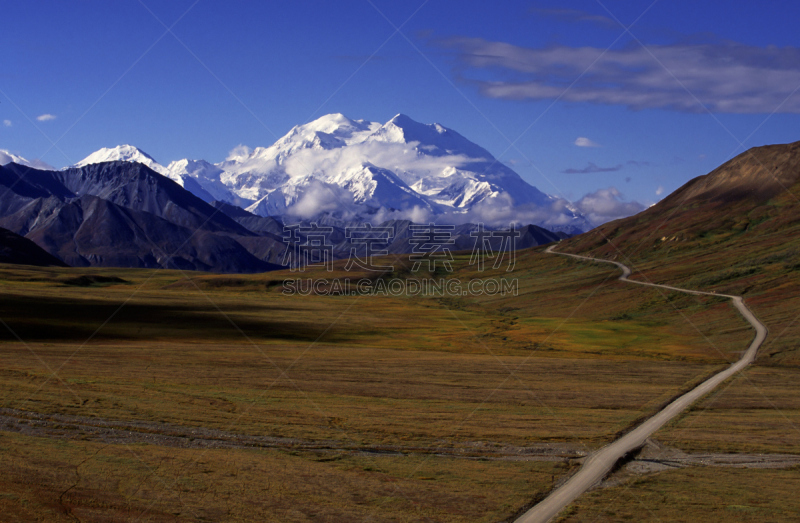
xmin=329 ymin=162 xmax=435 ymax=210
xmin=214 ymin=114 xmax=381 ymax=203
xmin=73 ymin=146 xmax=240 ymax=204
xmin=74 ymin=145 xmax=168 ymax=175
xmin=69 ymin=115 xmax=590 ymax=230
xmin=214 ymin=113 xmax=571 ymax=225
xmin=165 ymin=159 xmax=242 ymax=204
xmin=269 ymin=113 xmax=380 ymax=154
xmin=0 ymin=149 xmax=55 ymax=170
xmin=245 ymin=177 xmax=356 ymax=218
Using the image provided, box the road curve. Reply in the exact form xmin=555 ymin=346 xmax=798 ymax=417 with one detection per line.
xmin=514 ymin=244 xmax=768 ymax=523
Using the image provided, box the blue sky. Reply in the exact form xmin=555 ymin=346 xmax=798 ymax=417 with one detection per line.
xmin=3 ymin=0 xmax=800 ymax=215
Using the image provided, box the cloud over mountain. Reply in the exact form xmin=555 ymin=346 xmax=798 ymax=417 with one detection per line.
xmin=574 ymin=187 xmax=645 ymax=226
xmin=72 ymin=114 xmax=595 ymax=230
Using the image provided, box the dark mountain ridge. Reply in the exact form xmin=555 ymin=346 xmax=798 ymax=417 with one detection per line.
xmin=2 ymin=162 xmax=253 ymax=236
xmin=0 ymin=163 xmax=281 ymax=272
xmin=0 ymin=226 xmax=67 ymax=267
xmin=0 ymin=161 xmax=570 ymax=273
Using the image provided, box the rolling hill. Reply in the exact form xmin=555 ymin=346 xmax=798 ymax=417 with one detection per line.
xmin=559 ymin=140 xmax=800 ymax=364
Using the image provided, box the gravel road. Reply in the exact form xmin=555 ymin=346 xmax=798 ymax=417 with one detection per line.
xmin=514 ymin=245 xmax=768 ymax=523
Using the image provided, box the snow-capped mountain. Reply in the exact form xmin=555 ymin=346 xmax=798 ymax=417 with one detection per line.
xmin=71 ymin=114 xmax=589 ymax=231
xmin=217 ymin=113 xmax=556 ymax=212
xmin=164 ymin=159 xmax=242 ymax=205
xmin=74 ymin=145 xmax=167 ymax=174
xmin=74 ymin=146 xmax=239 ymax=204
xmin=0 ymin=149 xmax=55 ymax=170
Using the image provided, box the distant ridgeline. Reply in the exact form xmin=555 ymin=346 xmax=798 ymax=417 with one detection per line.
xmin=9 ymin=135 xmax=800 ymax=273
xmin=0 ymin=161 xmax=569 ymax=273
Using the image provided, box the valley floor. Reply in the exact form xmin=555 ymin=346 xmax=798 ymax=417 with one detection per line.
xmin=0 ymin=247 xmax=797 ymax=521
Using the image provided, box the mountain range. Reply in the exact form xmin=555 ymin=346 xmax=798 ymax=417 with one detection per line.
xmin=0 ymin=159 xmax=564 ymax=272
xmin=65 ymin=114 xmax=590 ymax=233
xmin=1 ymin=132 xmax=799 ymax=288
xmin=0 ymin=161 xmax=281 ymax=272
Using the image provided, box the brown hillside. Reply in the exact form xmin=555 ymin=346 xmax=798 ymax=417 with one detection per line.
xmin=559 ymin=140 xmax=800 ymax=366
xmin=563 ymin=140 xmax=800 ymax=260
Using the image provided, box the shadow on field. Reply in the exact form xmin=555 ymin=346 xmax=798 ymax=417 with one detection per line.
xmin=0 ymin=293 xmax=342 ymax=343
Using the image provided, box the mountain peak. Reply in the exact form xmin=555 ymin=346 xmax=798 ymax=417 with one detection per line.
xmin=386 ymin=113 xmax=424 ymax=131
xmin=83 ymin=144 xmax=155 ymax=161
xmin=167 ymin=158 xmax=215 ymax=170
xmin=311 ymin=112 xmax=352 ymax=125
xmin=303 ymin=113 xmax=372 ymax=135
xmin=74 ymin=145 xmax=166 ymax=174
xmin=379 ymin=114 xmax=451 ymax=141
xmin=0 ymin=149 xmax=55 ymax=170
xmin=204 ymin=112 xmax=576 ymax=227
xmin=389 ymin=113 xmax=413 ymax=123
xmin=388 ymin=113 xmax=447 ymax=131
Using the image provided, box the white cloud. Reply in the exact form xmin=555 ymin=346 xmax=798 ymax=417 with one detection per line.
xmin=656 ymin=185 xmax=665 ymax=196
xmin=2 ymin=120 xmax=11 ymax=127
xmin=285 ymin=180 xmax=356 ymax=220
xmin=372 ymin=204 xmax=433 ymax=225
xmin=225 ymin=144 xmax=252 ymax=162
xmin=574 ymin=187 xmax=645 ymax=225
xmin=574 ymin=137 xmax=600 ymax=148
xmin=36 ymin=114 xmax=56 ymax=122
xmin=365 ymin=190 xmax=588 ymax=231
xmin=414 ymin=193 xmax=581 ymax=229
xmin=442 ymin=37 xmax=800 ymax=113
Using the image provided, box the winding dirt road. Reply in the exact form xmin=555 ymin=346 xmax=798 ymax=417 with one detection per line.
xmin=515 ymin=245 xmax=768 ymax=523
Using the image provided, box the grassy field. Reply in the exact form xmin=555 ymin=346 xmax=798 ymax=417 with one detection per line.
xmin=560 ymin=172 xmax=800 ymax=367
xmin=0 ymin=430 xmax=573 ymax=522
xmin=0 ymin=245 xmax=771 ymax=521
xmin=555 ymin=465 xmax=800 ymax=522
xmin=655 ymin=364 xmax=800 ymax=454
xmin=547 ymin=165 xmax=800 ymax=521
